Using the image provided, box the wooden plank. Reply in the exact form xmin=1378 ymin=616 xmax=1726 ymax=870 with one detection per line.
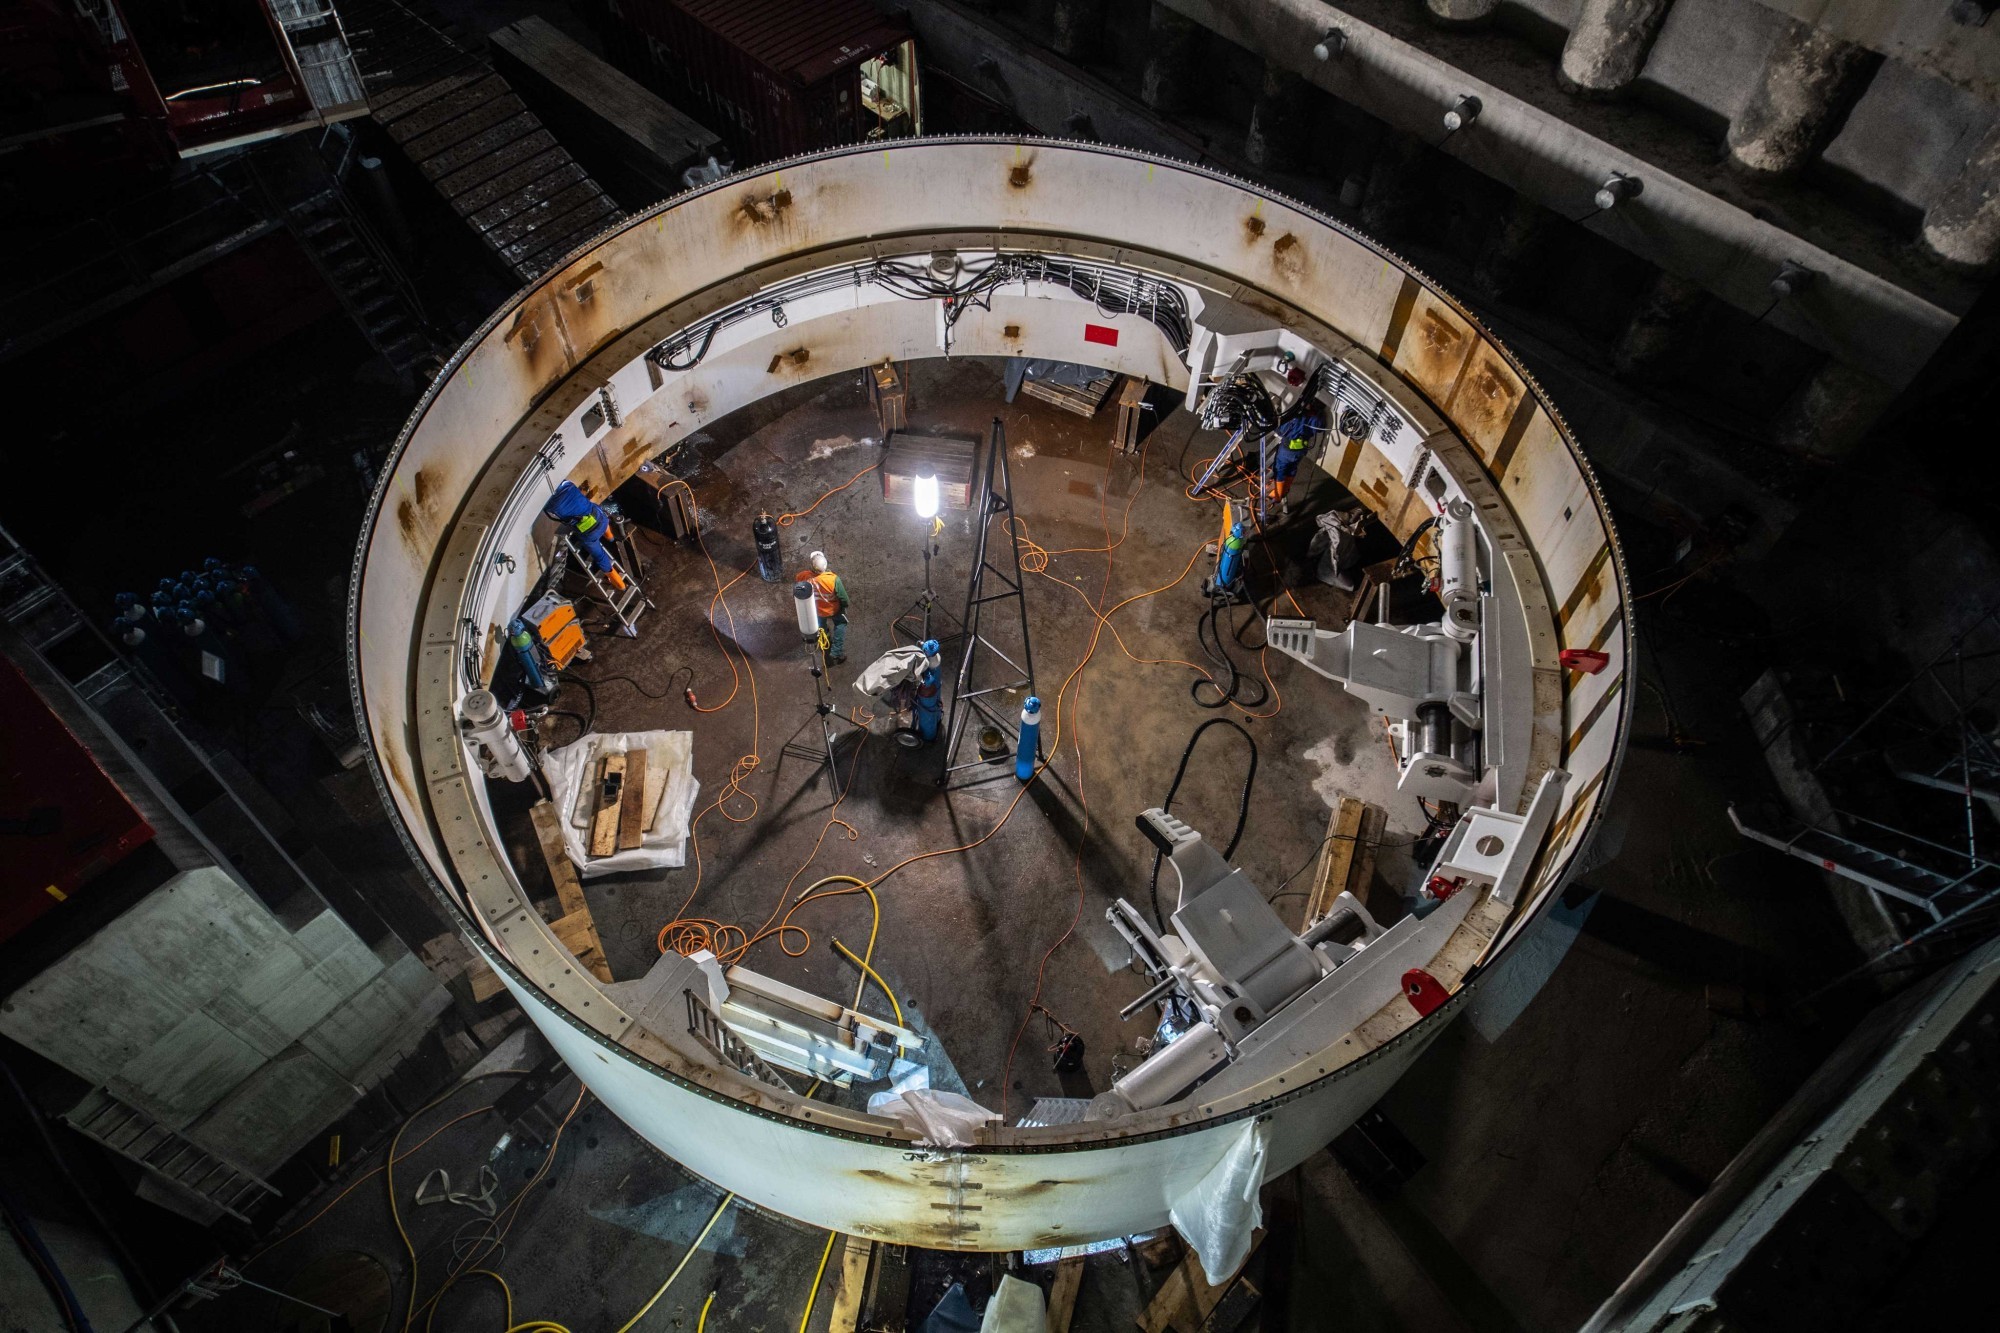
xmin=617 ymin=749 xmax=649 ymax=851
xmin=1047 ymin=1256 xmax=1085 ymax=1333
xmin=529 ymin=800 xmax=590 ymax=918
xmin=826 ymin=1236 xmax=874 ymax=1333
xmin=1301 ymin=797 xmax=1365 ymax=929
xmin=589 ymin=753 xmax=626 ymax=858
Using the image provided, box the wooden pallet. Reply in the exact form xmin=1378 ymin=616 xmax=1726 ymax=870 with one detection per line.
xmin=1020 ymin=372 xmax=1116 ymax=417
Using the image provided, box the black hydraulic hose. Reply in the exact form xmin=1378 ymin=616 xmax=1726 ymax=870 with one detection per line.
xmin=1147 ymin=718 xmax=1259 ymax=931
xmin=1191 ymin=602 xmax=1269 ymax=710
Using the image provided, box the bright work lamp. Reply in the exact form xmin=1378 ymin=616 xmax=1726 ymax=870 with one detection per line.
xmin=913 ymin=471 xmax=940 ymax=519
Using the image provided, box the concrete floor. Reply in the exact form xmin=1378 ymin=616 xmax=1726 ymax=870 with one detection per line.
xmin=495 ymin=356 xmax=1425 ymax=1113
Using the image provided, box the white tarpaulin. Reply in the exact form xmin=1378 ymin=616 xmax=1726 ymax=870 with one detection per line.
xmin=870 ymin=1089 xmax=1000 ymax=1148
xmin=541 ymin=730 xmax=698 ymax=878
xmin=1168 ymin=1116 xmax=1269 ymax=1285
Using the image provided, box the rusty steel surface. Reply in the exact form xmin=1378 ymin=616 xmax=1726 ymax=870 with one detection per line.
xmin=350 ymin=137 xmax=1634 ymax=1246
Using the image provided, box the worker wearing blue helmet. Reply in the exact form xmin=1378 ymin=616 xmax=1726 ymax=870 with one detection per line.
xmin=544 ymin=481 xmax=628 ymax=590
xmin=1268 ymin=395 xmax=1328 ymax=512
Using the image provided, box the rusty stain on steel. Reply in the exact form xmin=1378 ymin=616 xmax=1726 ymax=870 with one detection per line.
xmin=736 ymin=188 xmax=794 ymax=227
xmin=1008 ymin=158 xmax=1033 ymax=189
xmin=1002 ymin=324 xmax=1020 ymax=338
xmin=766 ymin=347 xmax=812 ymax=374
xmin=1243 ymin=214 xmax=1267 ymax=241
xmin=1443 ymin=345 xmax=1525 ymax=460
xmin=1271 ymin=232 xmax=1307 ymax=282
xmin=396 ymin=468 xmax=447 ymax=553
xmin=380 ymin=739 xmax=418 ymax=811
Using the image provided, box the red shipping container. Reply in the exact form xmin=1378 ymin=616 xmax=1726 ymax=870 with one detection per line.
xmin=598 ymin=0 xmax=919 ymax=165
xmin=0 ymin=657 xmax=153 ymax=943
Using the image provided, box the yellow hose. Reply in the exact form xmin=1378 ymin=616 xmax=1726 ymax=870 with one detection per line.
xmin=614 ymin=1191 xmax=735 ymax=1333
xmin=797 ymin=1231 xmax=837 ymax=1333
xmin=830 ymin=938 xmax=904 ymax=1033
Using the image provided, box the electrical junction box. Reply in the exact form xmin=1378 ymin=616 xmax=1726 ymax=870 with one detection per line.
xmin=523 ymin=593 xmax=587 ymax=670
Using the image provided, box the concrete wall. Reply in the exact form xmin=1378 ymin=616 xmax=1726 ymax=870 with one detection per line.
xmin=0 ymin=866 xmax=447 ymax=1179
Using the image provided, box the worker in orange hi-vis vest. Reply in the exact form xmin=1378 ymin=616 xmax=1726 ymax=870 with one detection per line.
xmin=796 ymin=550 xmax=852 ymax=663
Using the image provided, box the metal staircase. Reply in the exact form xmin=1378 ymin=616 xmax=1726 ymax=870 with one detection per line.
xmin=1727 ymin=806 xmax=1996 ymax=924
xmin=63 ymin=1089 xmax=279 ymax=1223
xmin=1736 ymin=605 xmax=2000 ymax=960
xmin=251 ymin=128 xmax=433 ymax=377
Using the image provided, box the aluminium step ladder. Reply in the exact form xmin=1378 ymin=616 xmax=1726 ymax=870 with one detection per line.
xmin=564 ymin=523 xmax=653 ymax=638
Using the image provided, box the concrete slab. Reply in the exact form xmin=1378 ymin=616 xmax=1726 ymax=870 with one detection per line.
xmin=183 ymin=1044 xmax=352 ymax=1177
xmin=108 ymin=1010 xmax=267 ymax=1129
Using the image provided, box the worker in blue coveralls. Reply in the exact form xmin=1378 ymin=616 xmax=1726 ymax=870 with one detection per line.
xmin=544 ymin=482 xmax=629 ymax=590
xmin=1267 ymin=395 xmax=1328 ymax=515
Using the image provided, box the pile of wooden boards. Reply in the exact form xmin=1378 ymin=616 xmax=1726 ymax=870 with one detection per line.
xmin=588 ymin=749 xmax=651 ymax=857
xmin=1020 ymin=370 xmax=1117 ymax=417
xmin=1297 ymin=795 xmax=1388 ymax=930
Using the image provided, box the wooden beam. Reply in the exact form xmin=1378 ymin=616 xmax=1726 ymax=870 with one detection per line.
xmin=529 ymin=800 xmax=612 ymax=981
xmin=1349 ymin=801 xmax=1388 ymax=916
xmin=1046 ymin=1256 xmax=1085 ymax=1332
xmin=1301 ymin=797 xmax=1365 ymax=930
xmin=529 ymin=800 xmax=590 ymax=918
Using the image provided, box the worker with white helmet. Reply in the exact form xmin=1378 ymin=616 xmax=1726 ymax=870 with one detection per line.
xmin=796 ymin=550 xmax=852 ymax=664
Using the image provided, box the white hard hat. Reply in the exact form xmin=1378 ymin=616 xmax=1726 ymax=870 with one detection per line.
xmin=809 ymin=551 xmax=828 ymax=572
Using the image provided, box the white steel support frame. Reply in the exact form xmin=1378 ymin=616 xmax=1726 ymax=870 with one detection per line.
xmin=349 ymin=139 xmax=1635 ymax=1249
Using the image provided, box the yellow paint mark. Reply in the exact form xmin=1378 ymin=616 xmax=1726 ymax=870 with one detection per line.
xmin=44 ymin=885 xmax=66 ymax=901
xmin=328 ymin=1134 xmax=342 ymax=1167
xmin=1146 ymin=162 xmax=1154 ymax=182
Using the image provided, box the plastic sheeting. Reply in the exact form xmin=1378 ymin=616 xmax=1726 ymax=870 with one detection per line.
xmin=979 ymin=1275 xmax=1048 ymax=1333
xmin=870 ymin=1089 xmax=1000 ymax=1148
xmin=1167 ymin=1116 xmax=1269 ymax=1285
xmin=541 ymin=730 xmax=698 ymax=879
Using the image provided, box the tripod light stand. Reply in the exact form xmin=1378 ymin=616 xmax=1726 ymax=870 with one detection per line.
xmin=780 ymin=581 xmax=866 ymax=792
xmin=894 ymin=471 xmax=965 ymax=648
